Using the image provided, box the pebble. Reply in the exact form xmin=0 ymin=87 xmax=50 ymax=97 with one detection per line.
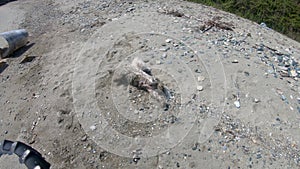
xmin=257 ymin=44 xmax=265 ymax=52
xmin=86 ymin=145 xmax=92 ymax=152
xmin=278 ymin=66 xmax=288 ymax=71
xmin=254 ymin=98 xmax=260 ymax=103
xmin=195 ymin=69 xmax=201 ymax=73
xmin=133 ymin=156 xmax=141 ymax=164
xmin=197 ymin=86 xmax=203 ymax=91
xmin=244 ymin=71 xmax=250 ymax=76
xmin=90 ymin=125 xmax=97 ymax=131
xmin=256 ymin=153 xmax=262 ymax=159
xmin=192 ymin=145 xmax=198 ymax=151
xmin=267 ymin=69 xmax=274 ymax=74
xmin=232 ymin=59 xmax=239 ymax=63
xmin=222 ymin=145 xmax=228 ymax=151
xmin=126 ymin=7 xmax=135 ymax=12
xmin=290 ymin=70 xmax=297 ymax=77
xmin=160 ymin=47 xmax=170 ymax=52
xmin=260 ymin=22 xmax=267 ymax=28
xmin=189 ymin=162 xmax=196 ymax=168
xmin=197 ymin=76 xmax=205 ymax=82
xmin=81 ymin=135 xmax=87 ymax=141
xmin=252 ymin=41 xmax=300 ymax=79
xmin=156 ymin=60 xmax=162 ymax=65
xmin=165 ymin=38 xmax=172 ymax=43
xmin=281 ymin=95 xmax=287 ymax=101
xmin=234 ymin=100 xmax=240 ymax=108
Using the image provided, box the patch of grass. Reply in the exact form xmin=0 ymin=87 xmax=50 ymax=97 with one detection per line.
xmin=188 ymin=0 xmax=300 ymax=42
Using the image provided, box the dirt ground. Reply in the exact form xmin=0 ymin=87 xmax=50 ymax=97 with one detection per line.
xmin=0 ymin=0 xmax=299 ymax=168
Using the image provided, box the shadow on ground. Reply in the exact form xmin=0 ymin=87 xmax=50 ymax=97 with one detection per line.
xmin=0 ymin=0 xmax=18 ymax=6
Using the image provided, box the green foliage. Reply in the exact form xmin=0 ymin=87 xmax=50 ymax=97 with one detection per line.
xmin=188 ymin=0 xmax=300 ymax=42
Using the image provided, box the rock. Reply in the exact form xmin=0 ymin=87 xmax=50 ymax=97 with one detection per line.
xmin=90 ymin=125 xmax=97 ymax=131
xmin=160 ymin=47 xmax=170 ymax=52
xmin=197 ymin=76 xmax=205 ymax=82
xmin=133 ymin=157 xmax=141 ymax=164
xmin=192 ymin=144 xmax=198 ymax=150
xmin=277 ymin=55 xmax=284 ymax=62
xmin=195 ymin=69 xmax=201 ymax=73
xmin=260 ymin=22 xmax=267 ymax=28
xmin=256 ymin=153 xmax=262 ymax=159
xmin=86 ymin=145 xmax=92 ymax=152
xmin=254 ymin=98 xmax=260 ymax=103
xmin=197 ymin=86 xmax=203 ymax=91
xmin=189 ymin=162 xmax=196 ymax=168
xmin=232 ymin=59 xmax=239 ymax=63
xmin=165 ymin=38 xmax=172 ymax=43
xmin=126 ymin=7 xmax=135 ymax=12
xmin=234 ymin=100 xmax=240 ymax=108
xmin=267 ymin=69 xmax=274 ymax=74
xmin=280 ymin=70 xmax=289 ymax=77
xmin=81 ymin=135 xmax=87 ymax=141
xmin=289 ymin=69 xmax=297 ymax=77
xmin=281 ymin=95 xmax=287 ymax=101
xmin=244 ymin=71 xmax=250 ymax=76
xmin=278 ymin=66 xmax=288 ymax=71
xmin=28 ymin=134 xmax=37 ymax=144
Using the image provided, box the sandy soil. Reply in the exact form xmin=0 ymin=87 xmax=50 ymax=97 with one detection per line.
xmin=0 ymin=0 xmax=299 ymax=169
xmin=0 ymin=1 xmax=24 ymax=32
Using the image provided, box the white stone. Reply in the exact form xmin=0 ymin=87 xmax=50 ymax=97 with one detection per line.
xmin=234 ymin=100 xmax=240 ymax=108
xmin=165 ymin=39 xmax=172 ymax=43
xmin=232 ymin=59 xmax=239 ymax=63
xmin=197 ymin=76 xmax=205 ymax=82
xmin=90 ymin=125 xmax=97 ymax=131
xmin=197 ymin=86 xmax=203 ymax=91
